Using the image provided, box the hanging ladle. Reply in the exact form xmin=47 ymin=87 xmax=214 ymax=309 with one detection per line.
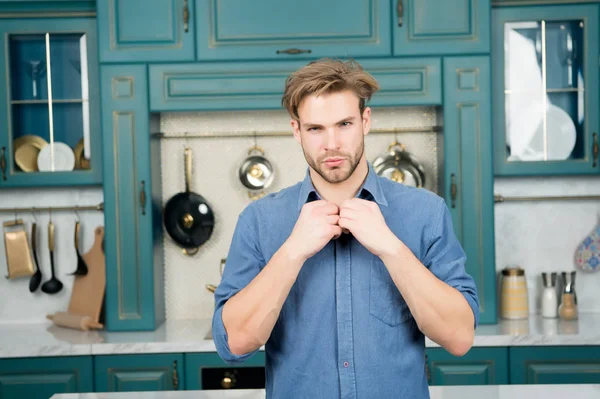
xmin=28 ymin=221 xmax=42 ymax=292
xmin=69 ymin=219 xmax=88 ymax=276
xmin=41 ymin=219 xmax=63 ymax=294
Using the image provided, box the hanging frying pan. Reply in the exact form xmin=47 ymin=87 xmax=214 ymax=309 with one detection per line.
xmin=163 ymin=147 xmax=215 ymax=256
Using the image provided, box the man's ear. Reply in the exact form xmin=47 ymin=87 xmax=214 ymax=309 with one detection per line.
xmin=291 ymin=119 xmax=301 ymax=144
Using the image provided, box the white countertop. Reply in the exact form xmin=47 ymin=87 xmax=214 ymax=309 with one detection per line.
xmin=50 ymin=385 xmax=600 ymax=399
xmin=2 ymin=313 xmax=600 ymax=358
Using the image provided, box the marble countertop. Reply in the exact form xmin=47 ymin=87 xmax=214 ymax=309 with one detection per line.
xmin=50 ymin=385 xmax=600 ymax=399
xmin=2 ymin=313 xmax=600 ymax=358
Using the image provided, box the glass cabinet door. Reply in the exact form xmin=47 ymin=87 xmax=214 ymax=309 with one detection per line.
xmin=0 ymin=18 xmax=101 ymax=187
xmin=492 ymin=5 xmax=599 ymax=176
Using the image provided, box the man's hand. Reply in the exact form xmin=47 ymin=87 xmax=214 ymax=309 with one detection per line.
xmin=338 ymin=198 xmax=398 ymax=258
xmin=285 ymin=200 xmax=342 ymax=262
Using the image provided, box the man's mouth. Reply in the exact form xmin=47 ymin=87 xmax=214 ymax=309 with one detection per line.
xmin=323 ymin=158 xmax=345 ymax=167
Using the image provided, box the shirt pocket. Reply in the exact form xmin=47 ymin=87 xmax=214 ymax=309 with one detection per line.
xmin=369 ymin=257 xmax=412 ymax=326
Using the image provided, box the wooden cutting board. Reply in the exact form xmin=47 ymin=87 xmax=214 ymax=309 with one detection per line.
xmin=68 ymin=226 xmax=105 ymax=324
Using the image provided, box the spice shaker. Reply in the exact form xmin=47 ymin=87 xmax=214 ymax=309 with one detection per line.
xmin=559 ymin=271 xmax=578 ymax=320
xmin=500 ymin=266 xmax=529 ymax=319
xmin=541 ymin=272 xmax=558 ymax=318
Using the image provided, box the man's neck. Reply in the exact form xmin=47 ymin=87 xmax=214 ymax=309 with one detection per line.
xmin=310 ymin=159 xmax=369 ymax=206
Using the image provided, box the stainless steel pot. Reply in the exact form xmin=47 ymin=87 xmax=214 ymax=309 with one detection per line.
xmin=372 ymin=142 xmax=426 ymax=188
xmin=238 ymin=145 xmax=275 ymax=200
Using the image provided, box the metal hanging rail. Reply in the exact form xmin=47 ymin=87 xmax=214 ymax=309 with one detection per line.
xmin=0 ymin=202 xmax=104 ymax=214
xmin=152 ymin=126 xmax=443 ymax=140
xmin=494 ymin=194 xmax=600 ymax=203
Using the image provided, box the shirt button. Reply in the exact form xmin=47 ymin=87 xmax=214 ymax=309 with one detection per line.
xmin=343 ymin=361 xmax=349 ymax=368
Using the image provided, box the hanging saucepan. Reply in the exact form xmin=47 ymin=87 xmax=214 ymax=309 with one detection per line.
xmin=238 ymin=145 xmax=275 ymax=200
xmin=372 ymin=141 xmax=426 ymax=188
xmin=163 ymin=147 xmax=215 ymax=256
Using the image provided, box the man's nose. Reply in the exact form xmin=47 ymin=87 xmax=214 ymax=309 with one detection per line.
xmin=325 ymin=129 xmax=340 ymax=150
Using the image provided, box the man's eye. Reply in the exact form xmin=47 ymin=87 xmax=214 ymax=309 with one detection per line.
xmin=307 ymin=127 xmax=319 ymax=131
xmin=341 ymin=122 xmax=351 ymax=127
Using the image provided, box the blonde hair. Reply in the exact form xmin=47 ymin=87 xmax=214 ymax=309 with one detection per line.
xmin=282 ymin=58 xmax=380 ymax=120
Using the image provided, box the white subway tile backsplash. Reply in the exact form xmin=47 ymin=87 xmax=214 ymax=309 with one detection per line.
xmin=159 ymin=107 xmax=441 ymax=320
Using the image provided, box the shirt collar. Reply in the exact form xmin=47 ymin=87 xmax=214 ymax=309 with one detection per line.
xmin=296 ymin=162 xmax=388 ymax=211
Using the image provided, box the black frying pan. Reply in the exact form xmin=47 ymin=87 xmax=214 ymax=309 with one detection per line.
xmin=163 ymin=147 xmax=214 ymax=255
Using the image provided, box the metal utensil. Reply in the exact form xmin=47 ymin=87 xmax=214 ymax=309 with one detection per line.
xmin=69 ymin=220 xmax=88 ymax=275
xmin=28 ymin=222 xmax=42 ymax=292
xmin=372 ymin=142 xmax=426 ymax=188
xmin=163 ymin=147 xmax=215 ymax=256
xmin=238 ymin=145 xmax=274 ymax=200
xmin=41 ymin=220 xmax=63 ymax=294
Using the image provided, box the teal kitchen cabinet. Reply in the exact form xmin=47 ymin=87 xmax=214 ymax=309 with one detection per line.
xmin=185 ymin=352 xmax=266 ymax=390
xmin=194 ymin=0 xmax=391 ymax=61
xmin=510 ymin=346 xmax=600 ymax=384
xmin=393 ymin=0 xmax=490 ymax=56
xmin=94 ymin=354 xmax=184 ymax=391
xmin=426 ymin=347 xmax=509 ymax=385
xmin=492 ymin=4 xmax=599 ymax=176
xmin=442 ymin=56 xmax=496 ymax=325
xmin=0 ymin=16 xmax=103 ymax=187
xmin=0 ymin=356 xmax=93 ymax=399
xmin=100 ymin=64 xmax=165 ymax=331
xmin=97 ymin=0 xmax=195 ymax=63
xmin=149 ymin=57 xmax=441 ymax=112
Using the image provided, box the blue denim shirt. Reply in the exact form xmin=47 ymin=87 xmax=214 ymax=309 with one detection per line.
xmin=212 ymin=163 xmax=479 ymax=399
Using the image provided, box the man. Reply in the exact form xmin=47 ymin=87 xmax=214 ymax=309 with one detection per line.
xmin=212 ymin=58 xmax=479 ymax=398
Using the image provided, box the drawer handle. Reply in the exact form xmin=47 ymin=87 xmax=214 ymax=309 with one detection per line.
xmin=0 ymin=147 xmax=6 ymax=181
xmin=425 ymin=354 xmax=431 ymax=383
xmin=183 ymin=0 xmax=189 ymax=33
xmin=139 ymin=180 xmax=146 ymax=215
xmin=276 ymin=48 xmax=312 ymax=55
xmin=397 ymin=0 xmax=403 ymax=27
xmin=172 ymin=360 xmax=179 ymax=390
xmin=593 ymin=132 xmax=598 ymax=167
xmin=450 ymin=173 xmax=457 ymax=208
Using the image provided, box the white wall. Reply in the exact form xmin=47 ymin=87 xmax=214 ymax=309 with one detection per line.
xmin=494 ymin=176 xmax=600 ymax=314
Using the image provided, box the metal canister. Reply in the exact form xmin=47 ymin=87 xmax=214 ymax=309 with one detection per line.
xmin=500 ymin=266 xmax=529 ymax=319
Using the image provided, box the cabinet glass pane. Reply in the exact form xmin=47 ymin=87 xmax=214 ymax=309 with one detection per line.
xmin=8 ymin=33 xmax=91 ymax=173
xmin=503 ymin=20 xmax=584 ymax=162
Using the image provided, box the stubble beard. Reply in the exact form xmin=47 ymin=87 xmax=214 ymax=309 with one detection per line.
xmin=303 ymin=139 xmax=364 ymax=184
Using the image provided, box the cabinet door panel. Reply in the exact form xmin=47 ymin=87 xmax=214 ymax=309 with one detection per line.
xmin=0 ymin=356 xmax=93 ymax=399
xmin=100 ymin=64 xmax=165 ymax=331
xmin=97 ymin=0 xmax=195 ymax=62
xmin=443 ymin=56 xmax=496 ymax=324
xmin=149 ymin=58 xmax=441 ymax=112
xmin=492 ymin=4 xmax=599 ymax=176
xmin=196 ymin=0 xmax=390 ymax=60
xmin=426 ymin=347 xmax=508 ymax=386
xmin=95 ymin=354 xmax=184 ymax=391
xmin=394 ymin=0 xmax=490 ymax=55
xmin=510 ymin=346 xmax=600 ymax=384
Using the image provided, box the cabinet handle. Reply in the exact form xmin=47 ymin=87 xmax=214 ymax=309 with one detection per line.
xmin=276 ymin=48 xmax=312 ymax=55
xmin=397 ymin=0 xmax=403 ymax=26
xmin=183 ymin=0 xmax=189 ymax=33
xmin=450 ymin=173 xmax=457 ymax=208
xmin=425 ymin=354 xmax=431 ymax=384
xmin=221 ymin=372 xmax=237 ymax=389
xmin=139 ymin=180 xmax=146 ymax=215
xmin=593 ymin=132 xmax=598 ymax=167
xmin=172 ymin=360 xmax=179 ymax=390
xmin=0 ymin=147 xmax=6 ymax=181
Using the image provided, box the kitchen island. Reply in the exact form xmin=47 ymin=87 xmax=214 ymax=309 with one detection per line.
xmin=50 ymin=384 xmax=600 ymax=398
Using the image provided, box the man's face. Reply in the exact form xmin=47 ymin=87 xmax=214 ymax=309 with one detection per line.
xmin=292 ymin=90 xmax=371 ymax=184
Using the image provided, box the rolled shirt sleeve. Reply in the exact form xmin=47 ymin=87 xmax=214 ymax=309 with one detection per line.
xmin=212 ymin=209 xmax=264 ymax=364
xmin=423 ymin=197 xmax=480 ymax=328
